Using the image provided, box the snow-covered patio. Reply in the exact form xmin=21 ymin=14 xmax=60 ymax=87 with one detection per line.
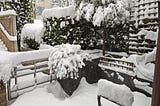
xmin=10 ymin=78 xmax=151 ymax=106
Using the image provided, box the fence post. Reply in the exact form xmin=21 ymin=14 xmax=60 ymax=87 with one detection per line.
xmin=151 ymin=1 xmax=160 ymax=106
xmin=0 ymin=80 xmax=7 ymax=106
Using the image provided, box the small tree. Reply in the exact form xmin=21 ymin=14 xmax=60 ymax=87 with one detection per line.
xmin=75 ymin=0 xmax=130 ymax=55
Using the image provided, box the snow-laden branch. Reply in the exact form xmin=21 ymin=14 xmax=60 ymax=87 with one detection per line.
xmin=75 ymin=0 xmax=129 ymax=26
xmin=0 ymin=23 xmax=17 ymax=41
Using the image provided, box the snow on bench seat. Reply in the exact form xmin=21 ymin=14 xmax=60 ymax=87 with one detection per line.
xmin=98 ymin=79 xmax=134 ymax=106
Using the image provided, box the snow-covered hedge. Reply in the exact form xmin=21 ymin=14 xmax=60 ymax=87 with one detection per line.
xmin=48 ymin=44 xmax=90 ymax=79
xmin=98 ymin=79 xmax=134 ymax=106
xmin=43 ymin=0 xmax=129 ymax=52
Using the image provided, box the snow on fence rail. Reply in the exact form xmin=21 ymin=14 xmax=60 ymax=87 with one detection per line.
xmin=0 ymin=49 xmax=53 ymax=100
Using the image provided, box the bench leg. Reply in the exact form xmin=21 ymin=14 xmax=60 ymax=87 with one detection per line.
xmin=97 ymin=95 xmax=101 ymax=106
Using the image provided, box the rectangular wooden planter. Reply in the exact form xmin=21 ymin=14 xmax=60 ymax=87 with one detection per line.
xmin=0 ymin=81 xmax=7 ymax=106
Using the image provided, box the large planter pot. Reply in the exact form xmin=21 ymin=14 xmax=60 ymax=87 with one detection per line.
xmin=58 ymin=75 xmax=82 ymax=96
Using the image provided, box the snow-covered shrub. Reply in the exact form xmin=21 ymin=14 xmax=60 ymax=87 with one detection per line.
xmin=43 ymin=0 xmax=129 ymax=52
xmin=48 ymin=44 xmax=90 ymax=79
xmin=21 ymin=21 xmax=44 ymax=49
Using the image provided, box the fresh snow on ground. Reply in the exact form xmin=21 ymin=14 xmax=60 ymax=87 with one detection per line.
xmin=10 ymin=78 xmax=151 ymax=106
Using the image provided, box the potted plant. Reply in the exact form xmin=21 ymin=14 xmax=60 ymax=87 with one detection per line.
xmin=48 ymin=44 xmax=90 ymax=96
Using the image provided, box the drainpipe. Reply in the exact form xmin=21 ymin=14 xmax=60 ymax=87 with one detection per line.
xmin=151 ymin=1 xmax=160 ymax=106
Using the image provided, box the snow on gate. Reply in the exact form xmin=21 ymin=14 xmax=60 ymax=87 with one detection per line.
xmin=0 ymin=49 xmax=54 ymax=100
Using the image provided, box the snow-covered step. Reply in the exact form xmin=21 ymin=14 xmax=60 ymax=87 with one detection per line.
xmin=0 ymin=39 xmax=8 ymax=51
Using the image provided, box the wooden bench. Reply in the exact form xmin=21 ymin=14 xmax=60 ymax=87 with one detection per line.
xmin=99 ymin=56 xmax=135 ymax=76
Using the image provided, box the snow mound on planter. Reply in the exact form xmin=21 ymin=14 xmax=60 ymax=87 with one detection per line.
xmin=48 ymin=44 xmax=90 ymax=79
xmin=21 ymin=20 xmax=44 ymax=47
xmin=42 ymin=5 xmax=75 ymax=19
xmin=98 ymin=79 xmax=134 ymax=106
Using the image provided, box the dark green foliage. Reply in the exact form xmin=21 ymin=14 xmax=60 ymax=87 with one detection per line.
xmin=142 ymin=18 xmax=158 ymax=24
xmin=105 ymin=23 xmax=129 ymax=52
xmin=43 ymin=17 xmax=102 ymax=50
xmin=43 ymin=16 xmax=129 ymax=52
xmin=23 ymin=37 xmax=40 ymax=50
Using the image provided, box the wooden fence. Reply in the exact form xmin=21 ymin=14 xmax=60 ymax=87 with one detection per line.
xmin=128 ymin=35 xmax=156 ymax=55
